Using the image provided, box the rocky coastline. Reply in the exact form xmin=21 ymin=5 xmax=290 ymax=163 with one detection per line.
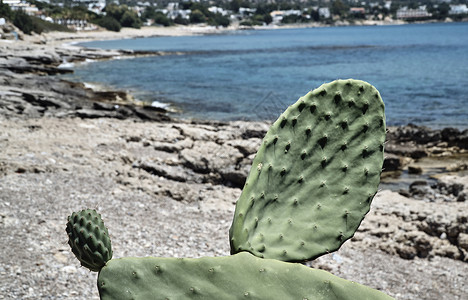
xmin=1 ymin=26 xmax=467 ymax=299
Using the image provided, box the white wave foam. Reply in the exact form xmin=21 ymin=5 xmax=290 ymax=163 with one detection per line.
xmin=151 ymin=101 xmax=169 ymax=109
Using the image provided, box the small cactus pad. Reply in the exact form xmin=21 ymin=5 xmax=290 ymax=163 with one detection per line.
xmin=97 ymin=252 xmax=393 ymax=300
xmin=229 ymin=79 xmax=386 ymax=262
xmin=66 ymin=209 xmax=113 ymax=272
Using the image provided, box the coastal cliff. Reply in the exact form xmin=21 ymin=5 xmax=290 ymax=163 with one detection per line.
xmin=0 ymin=27 xmax=467 ymax=299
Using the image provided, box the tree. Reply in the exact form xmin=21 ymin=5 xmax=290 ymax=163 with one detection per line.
xmin=0 ymin=0 xmax=13 ymax=20
xmin=13 ymin=10 xmax=34 ymax=34
xmin=230 ymin=0 xmax=241 ymax=13
xmin=153 ymin=11 xmax=172 ymax=27
xmin=104 ymin=4 xmax=141 ymax=29
xmin=120 ymin=10 xmax=141 ymax=28
xmin=309 ymin=8 xmax=320 ymax=22
xmin=331 ymin=0 xmax=348 ymax=17
xmin=97 ymin=16 xmax=121 ymax=32
xmin=436 ymin=3 xmax=450 ymax=20
xmin=105 ymin=4 xmax=126 ymax=23
xmin=141 ymin=7 xmax=157 ymax=21
xmin=209 ymin=13 xmax=230 ymax=27
xmin=174 ymin=14 xmax=189 ymax=25
xmin=190 ymin=9 xmax=206 ymax=23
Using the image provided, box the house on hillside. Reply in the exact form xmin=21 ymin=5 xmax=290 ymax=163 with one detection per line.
xmin=318 ymin=7 xmax=330 ymax=19
xmin=3 ymin=0 xmax=39 ymax=15
xmin=449 ymin=4 xmax=468 ymax=15
xmin=396 ymin=6 xmax=432 ymax=19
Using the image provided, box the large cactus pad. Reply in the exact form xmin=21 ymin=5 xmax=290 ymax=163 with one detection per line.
xmin=98 ymin=252 xmax=393 ymax=300
xmin=66 ymin=209 xmax=113 ymax=272
xmin=229 ymin=79 xmax=386 ymax=262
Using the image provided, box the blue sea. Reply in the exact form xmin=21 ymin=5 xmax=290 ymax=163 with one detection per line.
xmin=66 ymin=22 xmax=468 ymax=128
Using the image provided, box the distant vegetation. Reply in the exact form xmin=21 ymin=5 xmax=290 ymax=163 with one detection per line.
xmin=0 ymin=1 xmax=72 ymax=34
xmin=1 ymin=0 xmax=467 ymax=35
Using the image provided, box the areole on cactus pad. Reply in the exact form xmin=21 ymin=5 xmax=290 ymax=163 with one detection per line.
xmin=66 ymin=79 xmax=393 ymax=300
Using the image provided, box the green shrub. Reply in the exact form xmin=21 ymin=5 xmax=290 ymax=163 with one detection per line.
xmin=31 ymin=17 xmax=73 ymax=33
xmin=96 ymin=16 xmax=121 ymax=32
xmin=120 ymin=10 xmax=141 ymax=28
xmin=174 ymin=14 xmax=189 ymax=25
xmin=13 ymin=10 xmax=34 ymax=34
xmin=153 ymin=11 xmax=172 ymax=27
xmin=189 ymin=9 xmax=206 ymax=23
xmin=208 ymin=13 xmax=230 ymax=27
xmin=0 ymin=0 xmax=13 ymax=20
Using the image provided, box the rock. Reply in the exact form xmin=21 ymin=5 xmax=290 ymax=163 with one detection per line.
xmin=385 ymin=143 xmax=428 ymax=158
xmin=440 ymin=128 xmax=460 ymax=143
xmin=436 ymin=175 xmax=468 ymax=199
xmin=409 ymin=180 xmax=435 ymax=199
xmin=446 ymin=162 xmax=468 ymax=172
xmin=135 ymin=160 xmax=201 ymax=183
xmin=458 ymin=233 xmax=468 ymax=251
xmin=457 ymin=192 xmax=466 ymax=202
xmin=219 ymin=165 xmax=250 ymax=188
xmin=179 ymin=141 xmax=243 ymax=174
xmin=387 ymin=124 xmax=441 ymax=145
xmin=153 ymin=141 xmax=182 ymax=153
xmin=75 ymin=108 xmax=118 ymax=119
xmin=226 ymin=139 xmax=261 ymax=157
xmin=173 ymin=124 xmax=219 ymax=141
xmin=408 ymin=165 xmax=423 ymax=174
xmin=93 ymin=102 xmax=116 ymax=111
xmin=383 ymin=153 xmax=402 ymax=172
xmin=132 ymin=106 xmax=170 ymax=122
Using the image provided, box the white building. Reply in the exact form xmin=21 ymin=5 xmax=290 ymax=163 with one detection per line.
xmin=87 ymin=0 xmax=106 ymax=15
xmin=449 ymin=4 xmax=468 ymax=15
xmin=318 ymin=7 xmax=331 ymax=19
xmin=396 ymin=6 xmax=432 ymax=19
xmin=3 ymin=0 xmax=39 ymax=15
xmin=208 ymin=6 xmax=228 ymax=16
xmin=384 ymin=1 xmax=392 ymax=10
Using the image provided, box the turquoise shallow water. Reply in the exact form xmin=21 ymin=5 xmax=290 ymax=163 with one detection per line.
xmin=66 ymin=23 xmax=468 ymax=128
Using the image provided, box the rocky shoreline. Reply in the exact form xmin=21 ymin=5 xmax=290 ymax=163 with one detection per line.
xmin=1 ymin=27 xmax=467 ymax=299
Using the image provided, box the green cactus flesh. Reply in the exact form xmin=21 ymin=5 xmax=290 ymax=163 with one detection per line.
xmin=97 ymin=252 xmax=393 ymax=300
xmin=229 ymin=79 xmax=386 ymax=262
xmin=66 ymin=209 xmax=112 ymax=272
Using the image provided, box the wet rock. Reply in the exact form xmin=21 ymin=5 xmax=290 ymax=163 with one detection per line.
xmin=408 ymin=165 xmax=423 ymax=174
xmin=385 ymin=143 xmax=428 ymax=159
xmin=132 ymin=106 xmax=170 ymax=122
xmin=409 ymin=180 xmax=434 ymax=199
xmin=446 ymin=162 xmax=468 ymax=172
xmin=387 ymin=124 xmax=441 ymax=145
xmin=436 ymin=175 xmax=466 ymax=196
xmin=383 ymin=153 xmax=402 ymax=171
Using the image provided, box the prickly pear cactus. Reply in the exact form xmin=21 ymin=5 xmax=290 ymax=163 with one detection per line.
xmin=66 ymin=79 xmax=394 ymax=300
xmin=230 ymin=79 xmax=386 ymax=262
xmin=66 ymin=209 xmax=112 ymax=272
xmin=98 ymin=252 xmax=393 ymax=300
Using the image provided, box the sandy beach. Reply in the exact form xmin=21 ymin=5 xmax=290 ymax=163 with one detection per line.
xmin=1 ymin=24 xmax=468 ymax=299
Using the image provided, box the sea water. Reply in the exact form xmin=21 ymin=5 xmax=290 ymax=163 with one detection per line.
xmin=66 ymin=22 xmax=468 ymax=128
